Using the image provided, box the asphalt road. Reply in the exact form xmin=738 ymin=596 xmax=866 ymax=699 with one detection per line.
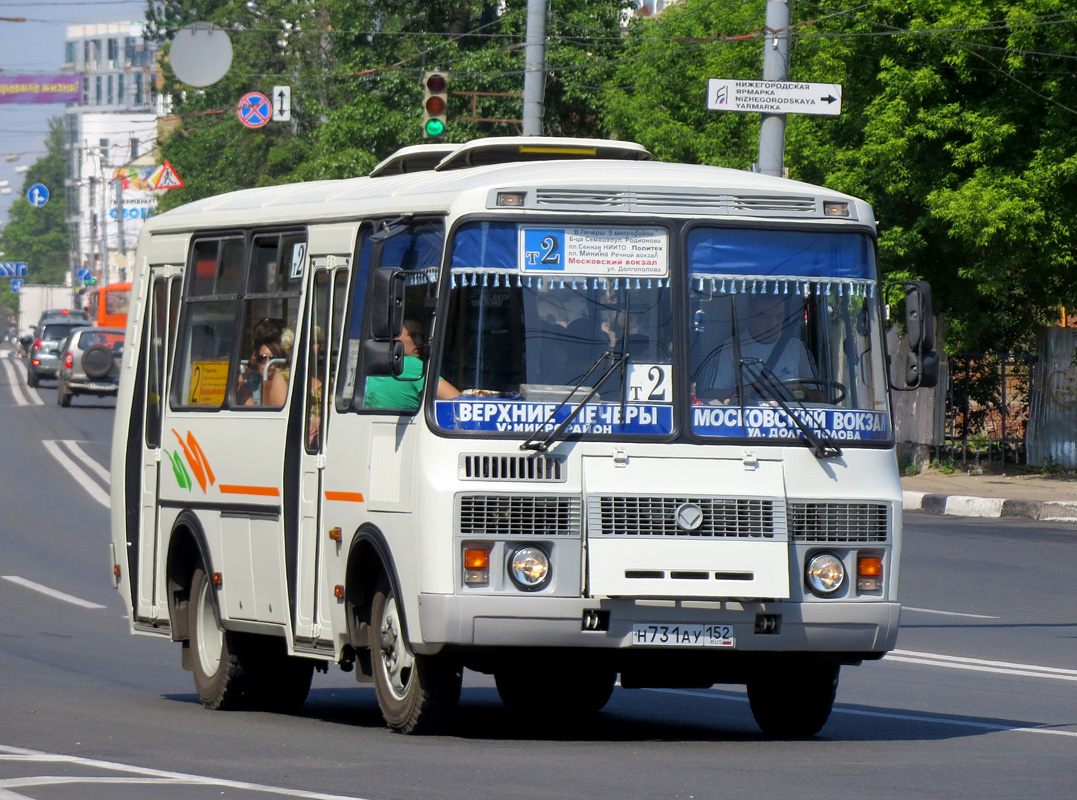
xmin=1 ymin=351 xmax=1075 ymax=800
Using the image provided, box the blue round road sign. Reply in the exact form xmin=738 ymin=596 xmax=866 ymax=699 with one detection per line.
xmin=238 ymin=91 xmax=272 ymax=129
xmin=27 ymin=183 xmax=49 ymax=207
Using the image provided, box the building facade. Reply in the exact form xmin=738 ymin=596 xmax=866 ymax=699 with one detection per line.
xmin=62 ymin=22 xmax=164 ymax=286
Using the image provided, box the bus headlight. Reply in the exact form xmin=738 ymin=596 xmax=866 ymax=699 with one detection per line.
xmin=805 ymin=552 xmax=845 ymax=596
xmin=508 ymin=546 xmax=550 ymax=591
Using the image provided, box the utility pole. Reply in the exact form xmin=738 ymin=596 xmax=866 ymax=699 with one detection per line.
xmin=114 ymin=170 xmax=127 ymax=282
xmin=758 ymin=0 xmax=791 ymax=177
xmin=522 ymin=0 xmax=547 ymax=136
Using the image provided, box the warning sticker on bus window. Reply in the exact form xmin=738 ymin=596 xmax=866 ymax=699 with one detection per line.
xmin=519 ymin=226 xmax=668 ymax=277
xmin=188 ymin=360 xmax=229 ymax=405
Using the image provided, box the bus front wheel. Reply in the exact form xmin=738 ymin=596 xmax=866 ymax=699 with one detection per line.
xmin=747 ymin=662 xmax=839 ymax=738
xmin=369 ymin=576 xmax=461 ymax=734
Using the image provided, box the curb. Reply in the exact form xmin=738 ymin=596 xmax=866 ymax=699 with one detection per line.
xmin=903 ymin=491 xmax=1077 ymax=522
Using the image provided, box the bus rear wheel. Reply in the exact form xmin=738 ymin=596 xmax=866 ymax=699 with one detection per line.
xmin=369 ymin=576 xmax=461 ymax=734
xmin=189 ymin=566 xmax=259 ymax=710
xmin=747 ymin=662 xmax=839 ymax=739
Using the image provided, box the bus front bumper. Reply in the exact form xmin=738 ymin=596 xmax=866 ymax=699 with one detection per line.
xmin=417 ymin=594 xmax=900 ymax=655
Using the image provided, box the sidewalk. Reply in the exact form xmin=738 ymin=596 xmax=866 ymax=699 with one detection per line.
xmin=901 ymin=466 xmax=1077 ymax=523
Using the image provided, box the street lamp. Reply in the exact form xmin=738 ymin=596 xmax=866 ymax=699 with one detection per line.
xmin=14 ymin=165 xmax=29 ymax=173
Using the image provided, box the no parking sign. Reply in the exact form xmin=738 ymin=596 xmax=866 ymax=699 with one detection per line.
xmin=237 ymin=91 xmax=272 ymax=129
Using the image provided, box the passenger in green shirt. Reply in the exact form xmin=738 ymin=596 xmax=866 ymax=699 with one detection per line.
xmin=364 ymin=321 xmax=460 ymax=410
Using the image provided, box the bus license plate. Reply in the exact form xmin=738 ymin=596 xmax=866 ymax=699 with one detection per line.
xmin=630 ymin=623 xmax=735 ymax=648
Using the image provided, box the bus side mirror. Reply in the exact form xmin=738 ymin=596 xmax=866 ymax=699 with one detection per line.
xmin=904 ymin=281 xmax=934 ymax=351
xmin=887 ymin=280 xmax=939 ymax=390
xmin=369 ymin=267 xmax=405 ymax=341
xmin=905 ymin=349 xmax=939 ymax=389
xmin=362 ymin=338 xmax=404 ymax=377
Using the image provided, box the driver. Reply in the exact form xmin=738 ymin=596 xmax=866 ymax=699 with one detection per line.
xmin=702 ymin=293 xmax=818 ymax=402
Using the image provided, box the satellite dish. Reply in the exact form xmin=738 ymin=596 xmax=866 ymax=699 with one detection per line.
xmin=170 ymin=22 xmax=233 ymax=87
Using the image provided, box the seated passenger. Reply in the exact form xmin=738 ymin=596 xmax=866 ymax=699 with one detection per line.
xmin=237 ymin=317 xmax=288 ymax=406
xmin=365 ymin=319 xmax=460 ymax=409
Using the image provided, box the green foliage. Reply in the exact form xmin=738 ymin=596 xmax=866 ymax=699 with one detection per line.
xmin=605 ymin=0 xmax=1077 ymax=355
xmin=0 ymin=118 xmax=69 ymax=323
xmin=931 ymin=457 xmax=956 ymax=475
xmin=7 ymin=0 xmax=1073 ymax=358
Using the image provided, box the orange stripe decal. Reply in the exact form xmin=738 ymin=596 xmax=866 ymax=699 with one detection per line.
xmin=324 ymin=491 xmax=365 ymax=503
xmin=219 ymin=484 xmax=281 ymax=497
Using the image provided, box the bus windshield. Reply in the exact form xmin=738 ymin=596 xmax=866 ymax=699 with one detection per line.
xmin=437 ymin=220 xmax=674 ymax=438
xmin=433 ymin=219 xmax=890 ymax=446
xmin=686 ymin=227 xmax=890 ymax=443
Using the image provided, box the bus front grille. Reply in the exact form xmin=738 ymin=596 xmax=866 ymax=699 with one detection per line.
xmin=789 ymin=502 xmax=889 ymax=543
xmin=588 ymin=496 xmax=780 ymax=539
xmin=457 ymin=494 xmax=582 ymax=536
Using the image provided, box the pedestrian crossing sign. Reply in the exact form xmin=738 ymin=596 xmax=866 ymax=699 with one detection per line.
xmin=154 ymin=161 xmax=186 ymax=190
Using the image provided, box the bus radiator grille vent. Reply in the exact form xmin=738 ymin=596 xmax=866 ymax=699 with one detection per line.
xmin=533 ymin=189 xmax=819 ymax=217
xmin=458 ymin=494 xmax=582 ymax=537
xmin=730 ymin=195 xmax=817 ymax=214
xmin=588 ymin=496 xmax=782 ymax=539
xmin=789 ymin=502 xmax=889 ymax=543
xmin=459 ymin=454 xmax=566 ymax=482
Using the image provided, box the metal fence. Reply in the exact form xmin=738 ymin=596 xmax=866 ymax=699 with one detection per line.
xmin=943 ymin=353 xmax=1035 ymax=465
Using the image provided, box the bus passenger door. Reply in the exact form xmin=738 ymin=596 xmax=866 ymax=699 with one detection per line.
xmin=137 ymin=269 xmax=180 ymax=622
xmin=294 ymin=262 xmax=347 ymax=646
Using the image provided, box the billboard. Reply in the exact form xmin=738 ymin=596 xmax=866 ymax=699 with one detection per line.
xmin=0 ymin=75 xmax=83 ymax=104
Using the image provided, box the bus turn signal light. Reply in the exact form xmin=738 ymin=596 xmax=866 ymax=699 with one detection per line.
xmin=463 ymin=547 xmax=490 ymax=586
xmin=857 ymin=554 xmax=883 ymax=594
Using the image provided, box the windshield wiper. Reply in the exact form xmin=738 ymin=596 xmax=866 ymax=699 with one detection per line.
xmin=520 ymin=351 xmax=630 ymax=453
xmin=740 ymin=358 xmax=842 ymax=460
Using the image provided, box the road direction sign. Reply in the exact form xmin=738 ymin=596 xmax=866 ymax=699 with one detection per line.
xmin=707 ymin=79 xmax=842 ymax=117
xmin=77 ymin=267 xmax=92 ymax=283
xmin=272 ymin=85 xmax=291 ymax=122
xmin=10 ymin=278 xmax=24 ymax=293
xmin=238 ymin=91 xmax=272 ymax=128
xmin=27 ymin=183 xmax=50 ymax=207
xmin=0 ymin=262 xmax=28 ymax=277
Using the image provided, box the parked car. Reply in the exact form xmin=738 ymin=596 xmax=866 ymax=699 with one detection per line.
xmin=56 ymin=326 xmax=125 ymax=406
xmin=23 ymin=320 xmax=90 ymax=387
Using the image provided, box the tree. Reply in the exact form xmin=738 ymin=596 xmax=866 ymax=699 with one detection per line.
xmin=600 ymin=0 xmax=1077 ymax=355
xmin=149 ymin=0 xmax=633 ymax=196
xmin=0 ymin=118 xmax=69 ymax=322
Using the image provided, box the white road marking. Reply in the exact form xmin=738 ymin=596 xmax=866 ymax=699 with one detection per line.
xmin=1 ymin=576 xmax=106 ymax=610
xmin=653 ymin=688 xmax=1077 ymax=739
xmin=888 ymin=649 xmax=1077 ymax=681
xmin=903 ymin=606 xmax=1000 ymax=619
xmin=0 ymin=745 xmax=369 ymax=800
xmin=0 ymin=356 xmax=43 ymax=406
xmin=59 ymin=439 xmax=111 ymax=485
xmin=42 ymin=439 xmax=109 ymax=507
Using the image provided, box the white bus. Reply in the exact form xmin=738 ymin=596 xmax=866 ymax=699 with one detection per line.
xmin=110 ymin=137 xmax=935 ymax=736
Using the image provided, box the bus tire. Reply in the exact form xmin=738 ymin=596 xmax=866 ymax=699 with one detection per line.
xmin=747 ymin=662 xmax=839 ymax=739
xmin=495 ymin=665 xmax=616 ymax=717
xmin=189 ymin=566 xmax=258 ymax=711
xmin=369 ymin=575 xmax=461 ymax=734
xmin=250 ymin=643 xmax=315 ymax=714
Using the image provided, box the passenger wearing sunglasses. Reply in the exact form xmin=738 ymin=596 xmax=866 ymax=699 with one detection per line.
xmin=237 ymin=317 xmax=288 ymax=406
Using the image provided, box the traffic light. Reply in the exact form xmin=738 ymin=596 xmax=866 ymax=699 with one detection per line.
xmin=422 ymin=71 xmax=449 ymax=138
xmin=85 ymin=274 xmax=97 ymax=286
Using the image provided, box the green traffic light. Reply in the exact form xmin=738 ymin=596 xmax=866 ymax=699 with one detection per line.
xmin=424 ymin=118 xmax=445 ymax=137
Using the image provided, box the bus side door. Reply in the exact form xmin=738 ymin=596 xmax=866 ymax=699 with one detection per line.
xmin=137 ymin=269 xmax=181 ymax=622
xmin=293 ymin=260 xmax=348 ymax=647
